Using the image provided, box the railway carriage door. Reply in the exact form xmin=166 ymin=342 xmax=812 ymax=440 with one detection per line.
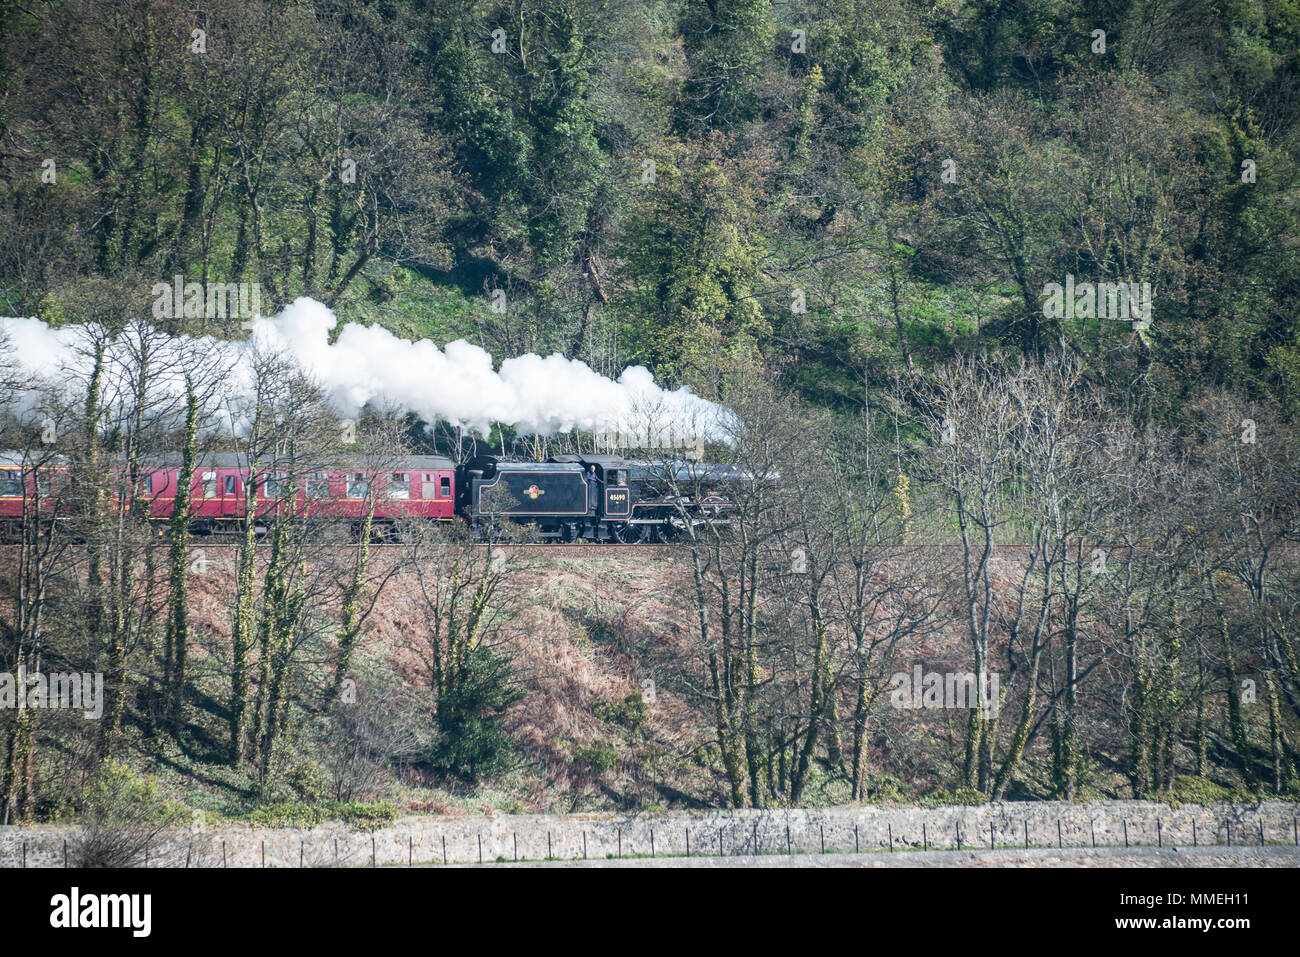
xmin=422 ymin=473 xmax=438 ymax=500
xmin=220 ymin=473 xmax=241 ymax=516
xmin=197 ymin=470 xmax=217 ymax=516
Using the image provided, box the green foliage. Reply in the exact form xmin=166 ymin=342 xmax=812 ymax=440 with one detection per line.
xmin=243 ymin=800 xmax=397 ymax=829
xmin=592 ymin=693 xmax=650 ymax=735
xmin=678 ymin=0 xmax=773 ymax=129
xmin=430 ymin=645 xmax=524 ymax=783
xmin=1166 ymin=775 xmax=1239 ymax=806
xmin=917 ymin=787 xmax=990 ymax=808
xmin=863 ymin=774 xmax=910 ymax=803
xmin=288 ymin=761 xmax=329 ymax=804
xmin=618 ymin=144 xmax=769 ymax=382
xmin=71 ymin=760 xmax=187 ymax=867
xmin=79 ymin=760 xmax=186 ymax=827
xmin=573 ymin=739 xmax=620 ymax=773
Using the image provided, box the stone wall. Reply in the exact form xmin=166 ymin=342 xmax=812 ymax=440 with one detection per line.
xmin=2 ymin=801 xmax=1298 ymax=867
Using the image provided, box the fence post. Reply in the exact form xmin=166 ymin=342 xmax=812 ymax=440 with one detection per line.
xmin=854 ymin=824 xmax=859 ymax=853
xmin=1057 ymin=820 xmax=1062 ymax=849
xmin=922 ymin=823 xmax=927 ymax=851
xmin=785 ymin=825 xmax=791 ymax=855
xmin=820 ymin=825 xmax=825 ymax=854
xmin=955 ymin=823 xmax=960 ymax=850
xmin=372 ymin=836 xmax=376 ymax=867
xmin=1193 ymin=819 xmax=1197 ymax=847
xmin=262 ymin=840 xmax=265 ymax=867
xmin=1123 ymin=820 xmax=1128 ymax=848
xmin=302 ymin=840 xmax=305 ymax=868
xmin=651 ymin=829 xmax=655 ymax=858
xmin=64 ymin=838 xmax=67 ymax=867
xmin=145 ymin=838 xmax=149 ymax=867
xmin=989 ymin=822 xmax=993 ymax=850
xmin=1090 ymin=821 xmax=1095 ymax=848
xmin=889 ymin=823 xmax=894 ymax=852
xmin=478 ymin=834 xmax=482 ymax=864
xmin=223 ymin=840 xmax=227 ymax=867
xmin=1294 ymin=817 xmax=1297 ymax=847
xmin=546 ymin=832 xmax=551 ymax=861
xmin=618 ymin=828 xmax=622 ymax=859
xmin=1226 ymin=821 xmax=1231 ymax=847
xmin=1259 ymin=821 xmax=1265 ymax=846
xmin=408 ymin=835 xmax=412 ymax=867
xmin=21 ymin=841 xmax=26 ymax=868
xmin=753 ymin=821 xmax=758 ymax=854
xmin=1157 ymin=819 xmax=1162 ymax=848
xmin=583 ymin=832 xmax=587 ymax=860
xmin=514 ymin=832 xmax=518 ymax=862
xmin=1023 ymin=821 xmax=1028 ymax=849
xmin=686 ymin=829 xmax=690 ymax=857
xmin=442 ymin=836 xmax=446 ymax=865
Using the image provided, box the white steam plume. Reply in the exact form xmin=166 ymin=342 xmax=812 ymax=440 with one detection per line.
xmin=1 ymin=297 xmax=731 ymax=441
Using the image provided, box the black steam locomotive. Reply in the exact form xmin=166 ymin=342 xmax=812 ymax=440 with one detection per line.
xmin=456 ymin=453 xmax=747 ymax=543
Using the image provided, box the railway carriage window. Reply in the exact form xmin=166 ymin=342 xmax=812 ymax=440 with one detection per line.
xmin=347 ymin=474 xmax=369 ymax=499
xmin=388 ymin=473 xmax=410 ymax=499
xmin=440 ymin=476 xmax=451 ymax=497
xmin=36 ymin=472 xmax=52 ymax=497
xmin=202 ymin=472 xmax=217 ymax=498
xmin=224 ymin=475 xmax=237 ymax=495
xmin=265 ymin=470 xmax=288 ymax=498
xmin=306 ymin=473 xmax=329 ymax=499
xmin=142 ymin=474 xmax=153 ymax=495
xmin=0 ymin=471 xmax=21 ymax=496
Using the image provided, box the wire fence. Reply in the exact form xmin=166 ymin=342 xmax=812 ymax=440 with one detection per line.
xmin=3 ymin=805 xmax=1299 ymax=867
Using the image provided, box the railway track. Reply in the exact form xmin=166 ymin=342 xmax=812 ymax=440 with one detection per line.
xmin=115 ymin=541 xmax=682 ymax=558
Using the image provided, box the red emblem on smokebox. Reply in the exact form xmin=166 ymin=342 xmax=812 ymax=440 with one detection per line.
xmin=524 ymin=484 xmax=545 ymax=499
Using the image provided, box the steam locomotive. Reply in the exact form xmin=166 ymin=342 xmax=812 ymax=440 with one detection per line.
xmin=0 ymin=451 xmax=747 ymax=543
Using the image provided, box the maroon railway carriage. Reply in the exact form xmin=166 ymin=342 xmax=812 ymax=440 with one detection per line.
xmin=0 ymin=452 xmax=70 ymax=522
xmin=1 ymin=452 xmax=457 ymax=537
xmin=136 ymin=453 xmax=458 ymax=534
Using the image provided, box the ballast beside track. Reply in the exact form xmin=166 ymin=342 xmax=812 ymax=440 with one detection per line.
xmin=358 ymin=543 xmax=679 ymax=558
xmin=468 ymin=543 xmax=678 ymax=558
xmin=72 ymin=541 xmax=681 ymax=558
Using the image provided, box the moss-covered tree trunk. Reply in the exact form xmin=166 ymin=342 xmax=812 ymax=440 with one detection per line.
xmin=229 ymin=479 xmax=259 ymax=764
xmin=163 ymin=377 xmax=198 ymax=725
xmin=331 ymin=507 xmax=373 ymax=702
